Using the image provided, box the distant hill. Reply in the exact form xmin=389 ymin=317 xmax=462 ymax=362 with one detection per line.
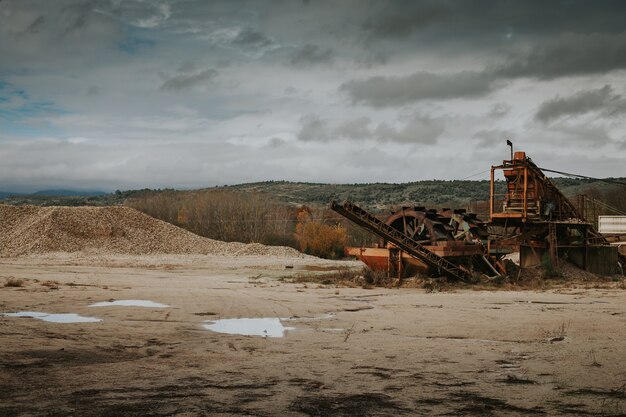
xmin=33 ymin=189 xmax=108 ymax=197
xmin=0 ymin=191 xmax=23 ymax=200
xmin=1 ymin=178 xmax=623 ymax=211
xmin=220 ymin=177 xmax=618 ymax=209
xmin=0 ymin=189 xmax=107 ymax=201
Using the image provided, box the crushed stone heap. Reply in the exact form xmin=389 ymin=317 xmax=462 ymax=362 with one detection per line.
xmin=0 ymin=204 xmax=304 ymax=258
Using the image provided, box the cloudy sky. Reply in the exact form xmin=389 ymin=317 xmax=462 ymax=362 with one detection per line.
xmin=1 ymin=0 xmax=625 ymax=192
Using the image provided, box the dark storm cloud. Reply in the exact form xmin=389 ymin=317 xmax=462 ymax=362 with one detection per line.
xmin=25 ymin=15 xmax=45 ymax=34
xmin=341 ymin=30 xmax=626 ymax=108
xmin=361 ymin=2 xmax=448 ymax=39
xmin=340 ymin=71 xmax=494 ymax=107
xmin=359 ymin=1 xmax=626 ymax=42
xmin=160 ymin=69 xmax=218 ymax=91
xmin=1 ymin=0 xmax=119 ymax=39
xmin=535 ymin=85 xmax=626 ymax=122
xmin=289 ymin=44 xmax=334 ymax=67
xmin=60 ymin=2 xmax=98 ymax=34
xmin=1 ymin=0 xmax=624 ymax=189
xmin=495 ymin=32 xmax=626 ymax=80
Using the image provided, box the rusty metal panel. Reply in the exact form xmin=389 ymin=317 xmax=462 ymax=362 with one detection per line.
xmin=586 ymin=246 xmax=619 ymax=275
xmin=520 ymin=245 xmax=544 ymax=268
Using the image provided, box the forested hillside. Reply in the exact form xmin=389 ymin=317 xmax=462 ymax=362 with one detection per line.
xmin=2 ymin=177 xmax=622 ymax=210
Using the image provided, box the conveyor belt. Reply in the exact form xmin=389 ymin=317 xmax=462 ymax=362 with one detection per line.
xmin=526 ymin=158 xmax=609 ymax=244
xmin=330 ymin=200 xmax=473 ymax=281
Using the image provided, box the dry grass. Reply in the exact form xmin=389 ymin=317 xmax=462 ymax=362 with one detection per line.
xmin=285 ymin=267 xmax=399 ymax=288
xmin=542 ymin=320 xmax=570 ymax=342
xmin=281 ymin=258 xmax=624 ymax=291
xmin=4 ymin=277 xmax=25 ymax=287
xmin=284 ymin=267 xmax=457 ymax=290
xmin=41 ymin=280 xmax=60 ymax=290
xmin=466 ymin=259 xmax=624 ymax=291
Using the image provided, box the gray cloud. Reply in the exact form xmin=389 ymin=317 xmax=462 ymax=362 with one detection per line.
xmin=361 ymin=3 xmax=448 ymax=39
xmin=160 ymin=69 xmax=218 ymax=91
xmin=297 ymin=114 xmax=330 ymax=142
xmin=25 ymin=15 xmax=45 ymax=34
xmin=488 ymin=103 xmax=511 ymax=118
xmin=374 ymin=115 xmax=444 ymax=144
xmin=232 ymin=28 xmax=272 ymax=47
xmin=358 ymin=51 xmax=389 ymax=68
xmin=335 ymin=117 xmax=373 ymax=140
xmin=299 ymin=114 xmax=444 ymax=144
xmin=1 ymin=0 xmax=625 ymax=191
xmin=340 ymin=71 xmax=494 ymax=107
xmin=60 ymin=2 xmax=92 ymax=34
xmin=359 ymin=1 xmax=626 ymax=43
xmin=289 ymin=44 xmax=334 ymax=67
xmin=550 ymin=124 xmax=613 ymax=145
xmin=535 ymin=85 xmax=625 ymax=122
xmin=0 ymin=0 xmax=125 ymax=72
xmin=473 ymin=129 xmax=514 ymax=146
xmin=341 ymin=31 xmax=626 ymax=109
xmin=495 ymin=32 xmax=626 ymax=80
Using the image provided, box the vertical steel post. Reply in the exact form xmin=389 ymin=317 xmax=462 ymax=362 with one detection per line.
xmin=489 ymin=167 xmax=495 ymax=220
xmin=522 ymin=167 xmax=528 ymax=222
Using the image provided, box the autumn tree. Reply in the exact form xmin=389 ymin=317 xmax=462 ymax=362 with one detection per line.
xmin=294 ymin=207 xmax=348 ymax=259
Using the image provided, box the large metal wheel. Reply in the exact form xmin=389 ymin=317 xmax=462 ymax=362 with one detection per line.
xmin=383 ymin=208 xmax=453 ymax=245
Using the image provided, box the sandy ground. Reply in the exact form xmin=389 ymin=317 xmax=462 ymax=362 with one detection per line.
xmin=1 ymin=254 xmax=625 ymax=416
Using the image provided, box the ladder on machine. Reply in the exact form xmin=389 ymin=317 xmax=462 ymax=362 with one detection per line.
xmin=548 ymin=222 xmax=559 ymax=270
xmin=330 ymin=200 xmax=474 ymax=281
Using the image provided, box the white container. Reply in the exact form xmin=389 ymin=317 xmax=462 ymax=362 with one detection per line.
xmin=598 ymin=216 xmax=626 ymax=234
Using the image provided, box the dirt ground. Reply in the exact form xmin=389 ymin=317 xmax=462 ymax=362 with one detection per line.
xmin=1 ymin=254 xmax=625 ymax=416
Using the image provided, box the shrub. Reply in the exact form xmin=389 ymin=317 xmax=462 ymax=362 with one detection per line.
xmin=295 ymin=208 xmax=348 ymax=259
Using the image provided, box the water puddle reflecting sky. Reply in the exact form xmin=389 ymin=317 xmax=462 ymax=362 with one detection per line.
xmin=202 ymin=313 xmax=336 ymax=338
xmin=202 ymin=318 xmax=295 ymax=338
xmin=89 ymin=300 xmax=169 ymax=308
xmin=1 ymin=311 xmax=102 ymax=323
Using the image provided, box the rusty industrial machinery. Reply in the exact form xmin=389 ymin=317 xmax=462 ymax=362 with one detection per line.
xmin=488 ymin=148 xmax=619 ymax=275
xmin=331 ymin=143 xmax=622 ymax=280
xmin=330 ymin=201 xmax=497 ymax=281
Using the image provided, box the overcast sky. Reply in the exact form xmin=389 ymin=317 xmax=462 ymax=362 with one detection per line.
xmin=1 ymin=0 xmax=625 ymax=192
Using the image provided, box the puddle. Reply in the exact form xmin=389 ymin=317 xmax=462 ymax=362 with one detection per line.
xmin=1 ymin=311 xmax=102 ymax=323
xmin=89 ymin=300 xmax=169 ymax=308
xmin=202 ymin=318 xmax=295 ymax=338
xmin=202 ymin=313 xmax=335 ymax=338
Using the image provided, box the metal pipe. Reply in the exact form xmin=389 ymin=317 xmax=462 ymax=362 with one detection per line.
xmin=506 ymin=139 xmax=513 ymax=161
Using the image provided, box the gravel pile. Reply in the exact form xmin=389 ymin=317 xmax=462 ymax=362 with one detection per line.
xmin=0 ymin=204 xmax=305 ymax=258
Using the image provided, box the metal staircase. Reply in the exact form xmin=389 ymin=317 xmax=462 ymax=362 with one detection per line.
xmin=330 ymin=200 xmax=474 ymax=281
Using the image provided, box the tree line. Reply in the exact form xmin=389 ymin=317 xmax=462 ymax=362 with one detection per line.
xmin=125 ymin=189 xmax=377 ymax=258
